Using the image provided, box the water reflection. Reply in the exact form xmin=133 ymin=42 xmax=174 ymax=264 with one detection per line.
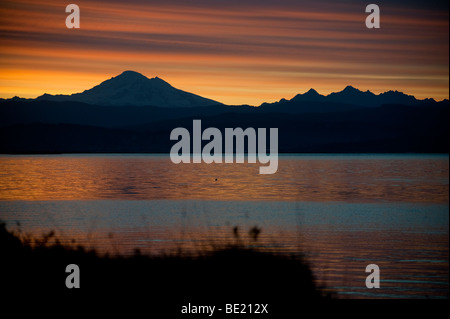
xmin=0 ymin=154 xmax=448 ymax=299
xmin=0 ymin=154 xmax=448 ymax=202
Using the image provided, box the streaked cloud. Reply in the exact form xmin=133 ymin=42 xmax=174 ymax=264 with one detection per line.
xmin=0 ymin=0 xmax=448 ymax=104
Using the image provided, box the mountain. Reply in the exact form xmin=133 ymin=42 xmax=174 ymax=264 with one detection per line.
xmin=1 ymin=103 xmax=448 ymax=154
xmin=35 ymin=71 xmax=222 ymax=107
xmin=1 ymin=73 xmax=448 ymax=153
xmin=265 ymin=85 xmax=438 ymax=108
xmin=4 ymin=71 xmax=443 ymax=109
xmin=291 ymin=88 xmax=327 ymax=103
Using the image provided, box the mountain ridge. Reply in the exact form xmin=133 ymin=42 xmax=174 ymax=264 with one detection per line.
xmin=2 ymin=71 xmax=447 ymax=108
xmin=265 ymin=85 xmax=440 ymax=108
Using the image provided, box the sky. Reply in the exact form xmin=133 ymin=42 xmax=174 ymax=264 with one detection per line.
xmin=0 ymin=0 xmax=448 ymax=105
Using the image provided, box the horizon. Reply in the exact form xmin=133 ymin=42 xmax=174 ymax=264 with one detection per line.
xmin=0 ymin=0 xmax=448 ymax=104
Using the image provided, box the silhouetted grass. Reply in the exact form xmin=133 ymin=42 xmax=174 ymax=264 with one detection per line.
xmin=1 ymin=221 xmax=332 ymax=314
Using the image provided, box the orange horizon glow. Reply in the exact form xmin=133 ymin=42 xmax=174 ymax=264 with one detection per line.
xmin=0 ymin=0 xmax=448 ymax=105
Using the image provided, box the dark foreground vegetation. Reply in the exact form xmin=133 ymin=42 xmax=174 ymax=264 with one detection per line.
xmin=1 ymin=222 xmax=331 ymax=316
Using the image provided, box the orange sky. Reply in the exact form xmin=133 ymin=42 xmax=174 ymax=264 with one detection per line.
xmin=0 ymin=0 xmax=448 ymax=105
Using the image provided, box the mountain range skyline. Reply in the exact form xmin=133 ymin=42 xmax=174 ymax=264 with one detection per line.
xmin=1 ymin=0 xmax=448 ymax=105
xmin=1 ymin=69 xmax=447 ymax=154
xmin=3 ymin=70 xmax=447 ymax=108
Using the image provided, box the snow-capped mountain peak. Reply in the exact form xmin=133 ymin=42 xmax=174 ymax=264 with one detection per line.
xmin=37 ymin=71 xmax=221 ymax=107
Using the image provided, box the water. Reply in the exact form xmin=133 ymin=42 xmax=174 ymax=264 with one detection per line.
xmin=0 ymin=154 xmax=448 ymax=298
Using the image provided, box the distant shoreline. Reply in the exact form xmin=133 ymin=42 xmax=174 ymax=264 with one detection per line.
xmin=1 ymin=152 xmax=448 ymax=155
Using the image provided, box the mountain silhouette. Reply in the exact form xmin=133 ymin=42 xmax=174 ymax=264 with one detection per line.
xmin=35 ymin=71 xmax=222 ymax=107
xmin=268 ymin=85 xmax=437 ymax=108
xmin=291 ymin=88 xmax=326 ymax=103
xmin=1 ymin=71 xmax=448 ymax=153
xmin=4 ymin=70 xmax=444 ymax=109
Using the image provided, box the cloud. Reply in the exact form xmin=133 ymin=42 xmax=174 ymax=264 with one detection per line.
xmin=0 ymin=0 xmax=448 ymax=104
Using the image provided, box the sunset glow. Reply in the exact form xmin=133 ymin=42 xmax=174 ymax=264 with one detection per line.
xmin=0 ymin=0 xmax=448 ymax=105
